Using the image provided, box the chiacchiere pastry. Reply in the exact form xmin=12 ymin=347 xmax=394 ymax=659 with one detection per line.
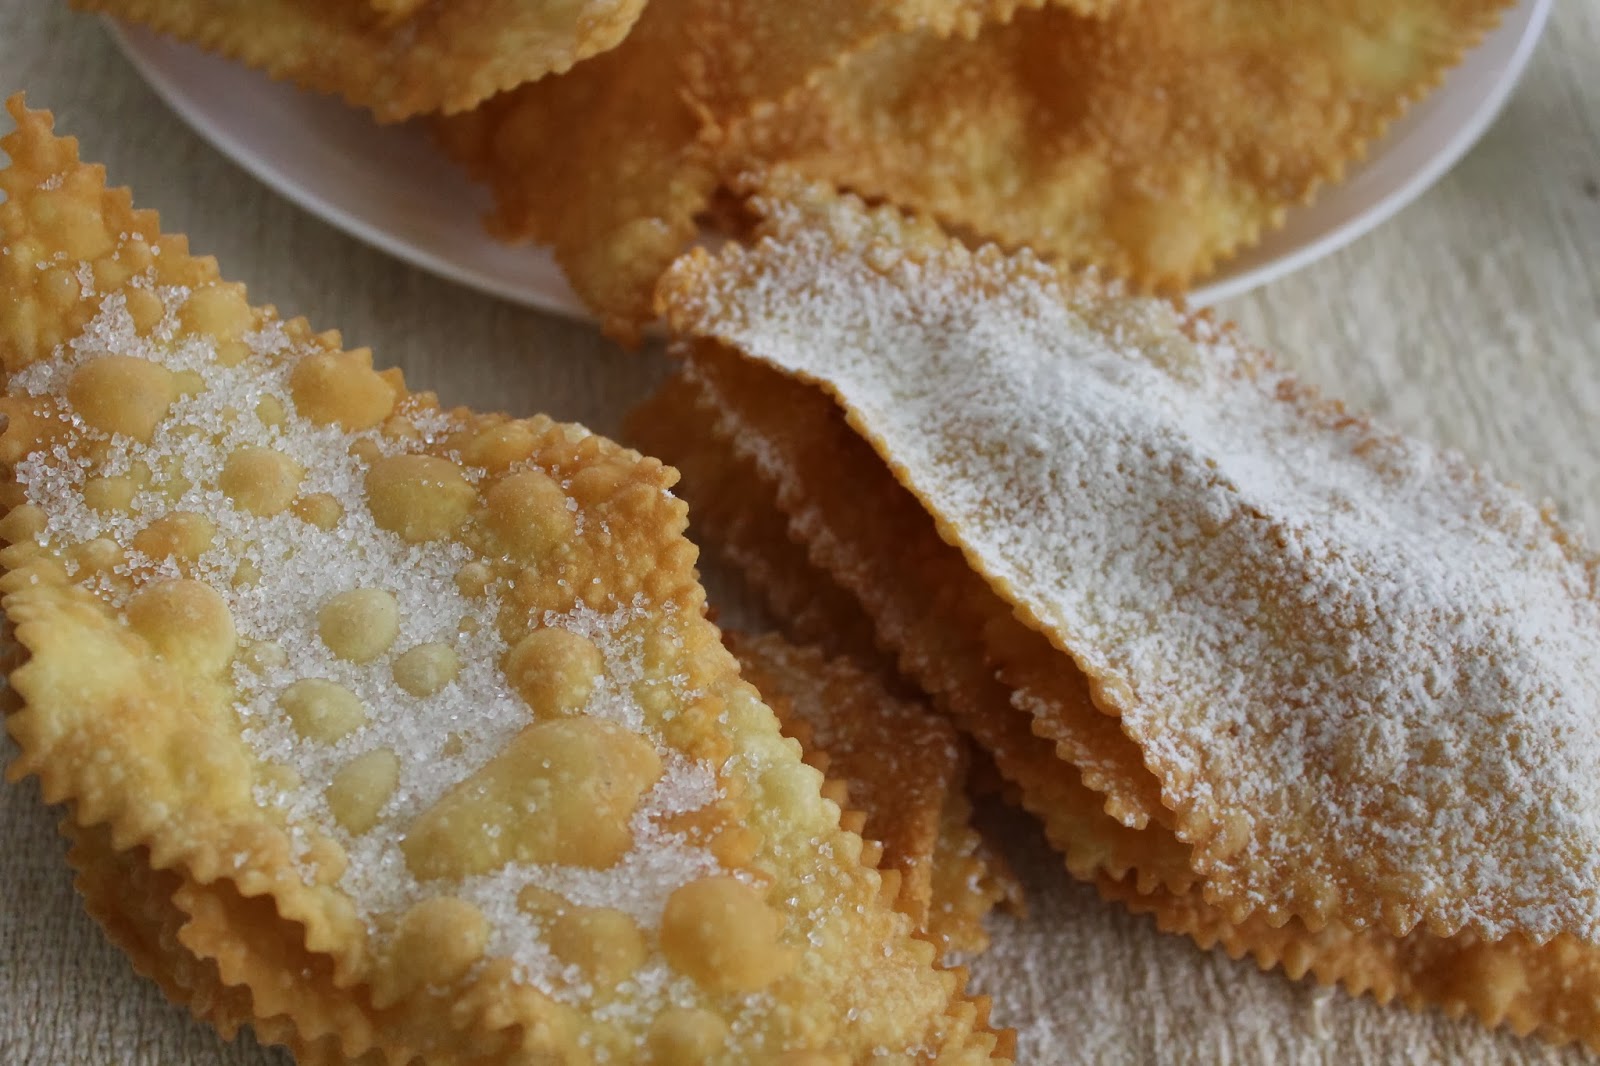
xmin=74 ymin=0 xmax=650 ymax=121
xmin=734 ymin=0 xmax=1513 ymax=293
xmin=0 ymin=98 xmax=1010 ymax=1064
xmin=637 ymin=174 xmax=1600 ymax=1050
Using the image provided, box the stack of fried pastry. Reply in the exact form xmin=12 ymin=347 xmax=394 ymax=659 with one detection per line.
xmin=727 ymin=632 xmax=1022 ymax=959
xmin=628 ymin=176 xmax=1600 ymax=1052
xmin=78 ymin=0 xmax=1513 ymax=337
xmin=0 ymin=100 xmax=1015 ymax=1063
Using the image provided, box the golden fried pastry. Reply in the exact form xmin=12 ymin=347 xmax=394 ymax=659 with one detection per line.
xmin=75 ymin=0 xmax=649 ymax=121
xmin=734 ymin=0 xmax=1511 ymax=290
xmin=434 ymin=0 xmax=716 ymax=341
xmin=646 ymin=176 xmax=1600 ymax=1047
xmin=728 ymin=631 xmax=1018 ymax=956
xmin=435 ymin=0 xmax=1099 ymax=338
xmin=0 ymin=99 xmax=1010 ymax=1064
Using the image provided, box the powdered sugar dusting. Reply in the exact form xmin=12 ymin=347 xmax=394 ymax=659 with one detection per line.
xmin=662 ymin=196 xmax=1600 ymax=941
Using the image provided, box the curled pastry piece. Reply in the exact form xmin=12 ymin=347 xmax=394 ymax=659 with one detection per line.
xmin=734 ymin=0 xmax=1512 ymax=291
xmin=646 ymin=175 xmax=1600 ymax=1048
xmin=74 ymin=0 xmax=649 ymax=121
xmin=0 ymin=99 xmax=1010 ymax=1064
xmin=435 ymin=0 xmax=1088 ymax=338
xmin=728 ymin=630 xmax=1020 ymax=957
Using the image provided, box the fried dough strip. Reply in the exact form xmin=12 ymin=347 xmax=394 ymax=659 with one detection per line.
xmin=657 ymin=176 xmax=1600 ymax=942
xmin=75 ymin=0 xmax=650 ymax=122
xmin=1098 ymin=875 xmax=1600 ymax=1053
xmin=645 ymin=291 xmax=1169 ymax=835
xmin=1 ymin=99 xmax=1007 ymax=1064
xmin=736 ymin=0 xmax=1510 ymax=289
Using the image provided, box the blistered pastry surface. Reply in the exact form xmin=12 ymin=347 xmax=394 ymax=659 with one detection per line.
xmin=0 ymin=100 xmax=1006 ymax=1063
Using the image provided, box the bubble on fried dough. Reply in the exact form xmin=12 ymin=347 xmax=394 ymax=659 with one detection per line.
xmin=288 ymin=350 xmax=395 ymax=431
xmin=125 ymin=578 xmax=236 ymax=675
xmin=67 ymin=354 xmax=175 ymax=441
xmin=391 ymin=641 xmax=460 ymax=698
xmin=317 ymin=587 xmax=399 ymax=664
xmin=365 ymin=454 xmax=474 ymax=543
xmin=483 ymin=468 xmax=575 ymax=558
xmin=131 ymin=511 xmax=215 ymax=566
xmin=290 ymin=491 xmax=343 ymax=530
xmin=647 ymin=1007 xmax=729 ymax=1063
xmin=660 ymin=876 xmax=795 ymax=993
xmin=546 ymin=905 xmax=649 ymax=987
xmin=503 ymin=626 xmax=604 ymax=718
xmin=372 ymin=896 xmax=491 ymax=1008
xmin=279 ymin=678 xmax=367 ymax=744
xmin=326 ymin=747 xmax=400 ymax=834
xmin=177 ymin=282 xmax=253 ymax=365
xmin=219 ymin=444 xmax=303 ymax=516
xmin=462 ymin=422 xmax=537 ymax=473
xmin=403 ymin=718 xmax=664 ymax=878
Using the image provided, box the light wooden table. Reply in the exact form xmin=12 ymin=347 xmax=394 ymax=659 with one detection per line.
xmin=1 ymin=4 xmax=1597 ymax=1063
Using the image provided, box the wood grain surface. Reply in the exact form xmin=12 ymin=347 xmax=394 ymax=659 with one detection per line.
xmin=1 ymin=3 xmax=1596 ymax=1062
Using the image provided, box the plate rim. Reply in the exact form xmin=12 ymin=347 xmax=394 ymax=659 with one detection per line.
xmin=1193 ymin=0 xmax=1553 ymax=305
xmin=107 ymin=0 xmax=1553 ymax=319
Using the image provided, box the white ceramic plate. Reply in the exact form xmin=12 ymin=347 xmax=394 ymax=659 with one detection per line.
xmin=110 ymin=0 xmax=1551 ymax=318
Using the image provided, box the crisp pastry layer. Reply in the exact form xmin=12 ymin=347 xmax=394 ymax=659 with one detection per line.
xmin=0 ymin=98 xmax=1008 ymax=1064
xmin=75 ymin=0 xmax=649 ymax=121
xmin=636 ymin=357 xmax=1600 ymax=1051
xmin=732 ymin=0 xmax=1512 ymax=291
xmin=640 ymin=175 xmax=1600 ymax=1050
xmin=728 ymin=631 xmax=1020 ymax=957
xmin=627 ymin=371 xmax=888 ymax=668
